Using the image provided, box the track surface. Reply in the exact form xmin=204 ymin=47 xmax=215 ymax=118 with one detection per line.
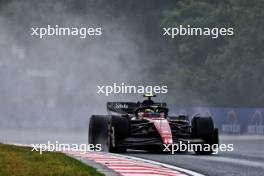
xmin=127 ymin=136 xmax=264 ymax=176
xmin=1 ymin=129 xmax=264 ymax=176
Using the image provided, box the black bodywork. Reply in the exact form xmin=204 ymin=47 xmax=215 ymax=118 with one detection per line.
xmin=89 ymin=97 xmax=219 ymax=154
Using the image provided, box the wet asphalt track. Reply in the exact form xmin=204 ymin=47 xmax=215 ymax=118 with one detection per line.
xmin=1 ymin=129 xmax=264 ymax=176
xmin=127 ymin=136 xmax=264 ymax=176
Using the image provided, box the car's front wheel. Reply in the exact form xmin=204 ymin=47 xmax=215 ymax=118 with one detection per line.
xmin=192 ymin=116 xmax=219 ymax=155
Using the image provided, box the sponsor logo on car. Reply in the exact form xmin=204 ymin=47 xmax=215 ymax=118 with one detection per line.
xmin=115 ymin=103 xmax=128 ymax=109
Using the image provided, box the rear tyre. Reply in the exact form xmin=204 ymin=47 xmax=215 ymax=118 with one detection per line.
xmin=192 ymin=117 xmax=219 ymax=155
xmin=108 ymin=116 xmax=129 ymax=153
xmin=89 ymin=115 xmax=109 ymax=151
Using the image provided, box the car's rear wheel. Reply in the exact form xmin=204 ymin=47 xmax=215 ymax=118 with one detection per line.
xmin=108 ymin=115 xmax=129 ymax=153
xmin=192 ymin=116 xmax=219 ymax=155
xmin=89 ymin=115 xmax=109 ymax=151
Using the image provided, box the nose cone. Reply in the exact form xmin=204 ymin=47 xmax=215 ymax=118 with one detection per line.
xmin=163 ymin=138 xmax=173 ymax=144
xmin=152 ymin=119 xmax=173 ymax=144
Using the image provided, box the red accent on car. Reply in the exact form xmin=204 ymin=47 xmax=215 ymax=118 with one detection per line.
xmin=151 ymin=119 xmax=173 ymax=144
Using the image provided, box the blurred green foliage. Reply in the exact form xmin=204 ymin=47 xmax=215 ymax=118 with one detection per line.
xmin=158 ymin=0 xmax=264 ymax=106
xmin=85 ymin=0 xmax=264 ymax=106
xmin=1 ymin=0 xmax=264 ymax=107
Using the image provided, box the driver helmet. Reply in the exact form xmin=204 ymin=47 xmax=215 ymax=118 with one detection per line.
xmin=141 ymin=99 xmax=154 ymax=106
xmin=144 ymin=108 xmax=154 ymax=113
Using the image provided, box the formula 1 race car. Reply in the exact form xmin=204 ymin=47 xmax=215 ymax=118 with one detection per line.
xmin=89 ymin=94 xmax=219 ymax=154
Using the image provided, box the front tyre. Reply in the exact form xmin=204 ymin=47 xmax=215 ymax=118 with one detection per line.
xmin=192 ymin=117 xmax=219 ymax=155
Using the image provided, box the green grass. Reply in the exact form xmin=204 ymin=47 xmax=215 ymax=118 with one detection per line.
xmin=0 ymin=144 xmax=103 ymax=176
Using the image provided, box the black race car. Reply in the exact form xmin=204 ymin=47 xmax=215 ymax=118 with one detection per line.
xmin=89 ymin=94 xmax=218 ymax=154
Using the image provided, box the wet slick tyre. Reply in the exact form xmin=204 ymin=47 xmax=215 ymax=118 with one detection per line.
xmin=108 ymin=115 xmax=128 ymax=153
xmin=192 ymin=117 xmax=219 ymax=155
xmin=89 ymin=115 xmax=109 ymax=151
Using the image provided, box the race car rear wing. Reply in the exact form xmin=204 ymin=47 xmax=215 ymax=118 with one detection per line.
xmin=107 ymin=102 xmax=138 ymax=114
xmin=107 ymin=102 xmax=167 ymax=115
